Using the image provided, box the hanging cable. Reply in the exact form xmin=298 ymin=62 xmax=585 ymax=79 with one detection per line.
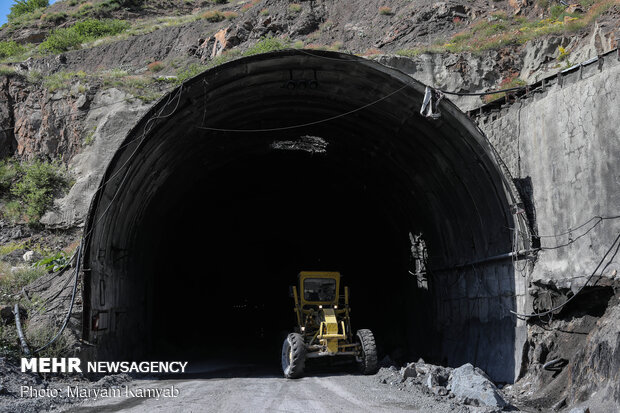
xmin=511 ymin=232 xmax=620 ymax=319
xmin=33 ymin=240 xmax=82 ymax=353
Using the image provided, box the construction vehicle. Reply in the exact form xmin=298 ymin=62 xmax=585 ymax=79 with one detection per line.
xmin=281 ymin=271 xmax=378 ymax=378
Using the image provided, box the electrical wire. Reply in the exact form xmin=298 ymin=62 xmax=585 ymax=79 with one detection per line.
xmin=26 ymin=86 xmax=185 ymax=354
xmin=196 ymin=83 xmax=410 ymax=133
xmin=511 ymin=231 xmax=620 ymax=319
xmin=510 ymin=215 xmax=620 ymax=251
xmin=33 ymin=240 xmax=82 ymax=353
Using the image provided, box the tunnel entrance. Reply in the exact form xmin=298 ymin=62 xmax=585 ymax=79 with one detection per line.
xmin=82 ymin=50 xmax=529 ymax=383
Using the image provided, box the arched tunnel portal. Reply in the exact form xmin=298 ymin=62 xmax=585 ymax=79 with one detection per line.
xmin=82 ymin=50 xmax=529 ymax=383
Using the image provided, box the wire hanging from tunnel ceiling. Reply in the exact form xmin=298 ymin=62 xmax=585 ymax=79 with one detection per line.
xmin=196 ymin=83 xmax=410 ymax=133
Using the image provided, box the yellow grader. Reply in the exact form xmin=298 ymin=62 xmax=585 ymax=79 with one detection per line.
xmin=281 ymin=271 xmax=378 ymax=378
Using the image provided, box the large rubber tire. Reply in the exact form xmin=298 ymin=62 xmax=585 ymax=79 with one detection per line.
xmin=356 ymin=329 xmax=378 ymax=375
xmin=281 ymin=333 xmax=306 ymax=379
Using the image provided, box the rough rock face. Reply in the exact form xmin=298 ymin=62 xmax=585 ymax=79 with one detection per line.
xmin=449 ymin=363 xmax=508 ymax=408
xmin=520 ymin=22 xmax=620 ymax=83
xmin=377 ymin=48 xmax=521 ymax=110
xmin=40 ymin=88 xmax=149 ymax=227
xmin=0 ymin=76 xmax=95 ymax=162
xmin=569 ymin=301 xmax=620 ymax=408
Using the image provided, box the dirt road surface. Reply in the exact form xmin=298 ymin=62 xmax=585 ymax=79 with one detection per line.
xmin=56 ymin=362 xmax=477 ymax=413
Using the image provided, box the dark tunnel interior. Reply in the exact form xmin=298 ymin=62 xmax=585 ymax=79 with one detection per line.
xmin=147 ymin=148 xmax=429 ymax=365
xmin=83 ymin=50 xmax=527 ymax=382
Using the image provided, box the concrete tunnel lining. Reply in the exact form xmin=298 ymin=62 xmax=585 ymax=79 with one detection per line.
xmin=82 ymin=50 xmax=528 ymax=383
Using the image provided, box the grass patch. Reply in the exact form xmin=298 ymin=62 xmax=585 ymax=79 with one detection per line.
xmin=42 ymin=70 xmax=87 ymax=92
xmin=101 ymin=70 xmax=162 ymax=102
xmin=397 ymin=0 xmax=616 ymax=56
xmin=0 ymin=242 xmax=26 ymax=257
xmin=483 ymin=73 xmax=527 ymax=103
xmin=0 ymin=65 xmax=17 ymax=76
xmin=26 ymin=323 xmax=73 ymax=358
xmin=241 ymin=0 xmax=260 ymax=12
xmin=202 ymin=10 xmax=225 ymax=22
xmin=379 ymin=6 xmax=393 ymax=15
xmin=288 ymin=3 xmax=302 ymax=13
xmin=83 ymin=126 xmax=97 ymax=146
xmin=223 ymin=11 xmax=238 ymax=19
xmin=0 ymin=261 xmax=47 ymax=296
xmin=41 ymin=11 xmax=68 ymax=23
xmin=39 ymin=19 xmax=130 ymax=53
xmin=147 ymin=61 xmax=165 ymax=72
xmin=173 ymin=35 xmax=290 ymax=84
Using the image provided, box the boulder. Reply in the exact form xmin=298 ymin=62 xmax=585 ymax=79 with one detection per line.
xmin=401 ymin=363 xmax=417 ymax=379
xmin=448 ymin=363 xmax=507 ymax=408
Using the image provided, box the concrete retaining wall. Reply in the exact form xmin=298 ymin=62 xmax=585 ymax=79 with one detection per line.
xmin=476 ymin=55 xmax=620 ymax=292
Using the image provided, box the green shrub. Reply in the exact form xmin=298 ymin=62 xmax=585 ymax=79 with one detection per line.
xmin=0 ymin=261 xmax=47 ymax=295
xmin=378 ymin=6 xmax=393 ymax=15
xmin=26 ymin=324 xmax=73 ymax=358
xmin=1 ymin=160 xmax=70 ymax=223
xmin=147 ymin=61 xmax=165 ymax=72
xmin=39 ymin=27 xmax=85 ymax=53
xmin=35 ymin=251 xmax=70 ymax=272
xmin=243 ymin=35 xmax=288 ymax=56
xmin=176 ymin=63 xmax=206 ymax=83
xmin=72 ymin=19 xmax=130 ymax=38
xmin=289 ymin=3 xmax=302 ymax=13
xmin=550 ymin=5 xmax=566 ymax=20
xmin=0 ymin=65 xmax=17 ymax=76
xmin=39 ymin=19 xmax=130 ymax=53
xmin=8 ymin=0 xmax=49 ymax=23
xmin=0 ymin=160 xmax=18 ymax=195
xmin=202 ymin=10 xmax=225 ymax=22
xmin=0 ymin=41 xmax=26 ymax=59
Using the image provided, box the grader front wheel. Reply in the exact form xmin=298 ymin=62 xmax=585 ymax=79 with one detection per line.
xmin=282 ymin=333 xmax=306 ymax=378
xmin=356 ymin=329 xmax=378 ymax=374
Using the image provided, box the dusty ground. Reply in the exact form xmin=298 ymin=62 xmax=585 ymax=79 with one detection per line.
xmin=51 ymin=362 xmax=505 ymax=413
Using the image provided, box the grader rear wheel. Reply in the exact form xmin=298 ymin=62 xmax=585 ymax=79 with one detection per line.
xmin=356 ymin=329 xmax=378 ymax=374
xmin=281 ymin=333 xmax=306 ymax=379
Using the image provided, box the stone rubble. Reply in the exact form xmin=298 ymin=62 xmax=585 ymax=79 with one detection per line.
xmin=376 ymin=359 xmax=509 ymax=410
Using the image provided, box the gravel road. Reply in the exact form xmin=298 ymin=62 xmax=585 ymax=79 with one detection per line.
xmin=55 ymin=362 xmax=481 ymax=413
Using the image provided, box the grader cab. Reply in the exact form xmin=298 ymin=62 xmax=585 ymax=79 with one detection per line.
xmin=281 ymin=271 xmax=378 ymax=378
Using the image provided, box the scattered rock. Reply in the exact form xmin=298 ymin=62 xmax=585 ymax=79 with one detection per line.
xmin=22 ymin=250 xmax=34 ymax=262
xmin=2 ymin=249 xmax=26 ymax=265
xmin=96 ymin=374 xmax=131 ymax=387
xmin=401 ymin=363 xmax=417 ymax=379
xmin=568 ymin=407 xmax=590 ymax=413
xmin=426 ymin=365 xmax=450 ymax=388
xmin=0 ymin=305 xmax=27 ymax=325
xmin=448 ymin=363 xmax=507 ymax=408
